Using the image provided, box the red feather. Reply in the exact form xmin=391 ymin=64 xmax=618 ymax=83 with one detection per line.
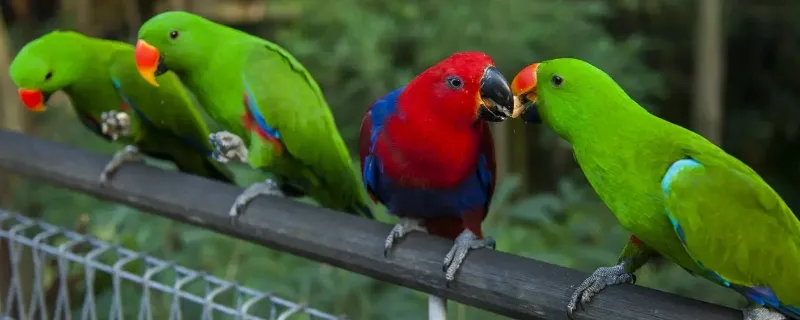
xmin=423 ymin=122 xmax=495 ymax=239
xmin=241 ymin=93 xmax=284 ymax=155
xmin=630 ymin=235 xmax=643 ymax=248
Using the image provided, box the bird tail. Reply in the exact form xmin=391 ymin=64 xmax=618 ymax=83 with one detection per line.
xmin=309 ymin=183 xmax=376 ymax=220
xmin=347 ymin=202 xmax=375 ymax=220
xmin=201 ymin=158 xmax=237 ymax=184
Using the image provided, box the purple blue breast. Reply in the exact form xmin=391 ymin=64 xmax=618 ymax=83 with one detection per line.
xmin=363 ymin=153 xmax=491 ymax=218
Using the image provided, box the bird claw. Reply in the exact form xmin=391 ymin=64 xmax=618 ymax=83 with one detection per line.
xmin=567 ymin=262 xmax=635 ymax=318
xmin=383 ymin=218 xmax=427 ymax=257
xmin=100 ymin=111 xmax=131 ymax=141
xmin=228 ymin=179 xmax=284 ymax=223
xmin=209 ymin=131 xmax=248 ymax=163
xmin=99 ymin=145 xmax=144 ymax=184
xmin=442 ymin=230 xmax=495 ymax=287
xmin=743 ymin=303 xmax=788 ymax=320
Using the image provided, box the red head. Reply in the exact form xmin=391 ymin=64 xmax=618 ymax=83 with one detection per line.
xmin=398 ymin=52 xmax=514 ymax=127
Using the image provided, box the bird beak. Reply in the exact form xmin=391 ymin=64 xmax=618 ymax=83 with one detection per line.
xmin=135 ymin=39 xmax=168 ymax=87
xmin=18 ymin=88 xmax=50 ymax=112
xmin=510 ymin=63 xmax=542 ymax=124
xmin=476 ymin=66 xmax=515 ymax=122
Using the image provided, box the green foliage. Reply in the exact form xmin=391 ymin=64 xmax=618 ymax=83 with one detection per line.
xmin=6 ymin=0 xmax=751 ymax=319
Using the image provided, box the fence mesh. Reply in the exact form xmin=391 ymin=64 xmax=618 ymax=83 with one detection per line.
xmin=0 ymin=210 xmax=345 ymax=320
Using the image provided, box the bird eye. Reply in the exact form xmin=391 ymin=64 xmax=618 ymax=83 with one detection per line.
xmin=445 ymin=76 xmax=463 ymax=89
xmin=551 ymin=75 xmax=564 ymax=87
xmin=44 ymin=71 xmax=53 ymax=80
xmin=169 ymin=30 xmax=179 ymax=40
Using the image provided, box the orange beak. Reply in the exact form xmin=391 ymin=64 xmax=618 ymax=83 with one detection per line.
xmin=510 ymin=63 xmax=541 ymax=121
xmin=18 ymin=88 xmax=46 ymax=112
xmin=135 ymin=39 xmax=161 ymax=87
xmin=511 ymin=63 xmax=539 ymax=99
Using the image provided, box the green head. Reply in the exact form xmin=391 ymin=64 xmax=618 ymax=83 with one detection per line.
xmin=8 ymin=30 xmax=90 ymax=112
xmin=510 ymin=58 xmax=642 ymax=141
xmin=135 ymin=11 xmax=224 ymax=87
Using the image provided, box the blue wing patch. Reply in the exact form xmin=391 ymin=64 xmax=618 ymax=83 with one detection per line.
xmin=661 ymin=158 xmax=800 ymax=318
xmin=363 ymin=87 xmax=404 ymax=194
xmin=476 ymin=154 xmax=492 ymax=193
xmin=242 ymin=74 xmax=281 ymax=141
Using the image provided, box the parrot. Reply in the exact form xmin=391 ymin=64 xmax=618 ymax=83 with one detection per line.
xmin=510 ymin=57 xmax=800 ymax=320
xmin=8 ymin=30 xmax=235 ymax=185
xmin=133 ymin=11 xmax=374 ymax=221
xmin=359 ymin=51 xmax=515 ymax=319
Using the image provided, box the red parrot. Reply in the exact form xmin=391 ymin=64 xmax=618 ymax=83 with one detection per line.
xmin=359 ymin=52 xmax=514 ymax=288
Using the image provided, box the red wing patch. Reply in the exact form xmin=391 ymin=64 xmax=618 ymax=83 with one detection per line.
xmin=630 ymin=235 xmax=642 ymax=248
xmin=242 ymin=93 xmax=284 ymax=155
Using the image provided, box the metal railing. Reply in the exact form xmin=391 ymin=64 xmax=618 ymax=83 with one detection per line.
xmin=0 ymin=211 xmax=343 ymax=320
xmin=0 ymin=129 xmax=741 ymax=320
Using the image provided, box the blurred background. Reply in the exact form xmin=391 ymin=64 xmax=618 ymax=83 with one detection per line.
xmin=0 ymin=0 xmax=794 ymax=319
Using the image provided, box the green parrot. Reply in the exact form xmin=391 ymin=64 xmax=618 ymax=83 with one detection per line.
xmin=510 ymin=58 xmax=800 ymax=320
xmin=133 ymin=11 xmax=374 ymax=221
xmin=9 ymin=30 xmax=234 ymax=185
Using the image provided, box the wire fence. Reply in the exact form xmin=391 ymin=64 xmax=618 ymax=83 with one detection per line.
xmin=0 ymin=210 xmax=345 ymax=320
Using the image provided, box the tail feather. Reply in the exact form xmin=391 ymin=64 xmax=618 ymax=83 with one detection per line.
xmin=201 ymin=158 xmax=237 ymax=184
xmin=347 ymin=203 xmax=375 ymax=220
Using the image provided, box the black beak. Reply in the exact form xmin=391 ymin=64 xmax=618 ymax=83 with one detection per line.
xmin=154 ymin=54 xmax=169 ymax=76
xmin=43 ymin=91 xmax=53 ymax=104
xmin=477 ymin=66 xmax=514 ymax=122
xmin=518 ymin=95 xmax=542 ymax=124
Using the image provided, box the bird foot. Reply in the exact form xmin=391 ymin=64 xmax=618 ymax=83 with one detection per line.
xmin=228 ymin=179 xmax=285 ymax=224
xmin=100 ymin=111 xmax=131 ymax=141
xmin=442 ymin=229 xmax=495 ymax=287
xmin=209 ymin=131 xmax=248 ymax=163
xmin=567 ymin=261 xmax=635 ymax=318
xmin=99 ymin=145 xmax=144 ymax=184
xmin=743 ymin=303 xmax=787 ymax=320
xmin=384 ymin=218 xmax=427 ymax=257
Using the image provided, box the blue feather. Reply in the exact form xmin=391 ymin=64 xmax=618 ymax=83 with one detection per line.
xmin=363 ymin=87 xmax=492 ymax=218
xmin=111 ymin=78 xmax=212 ymax=155
xmin=242 ymin=75 xmax=281 ymax=140
xmin=661 ymin=158 xmax=800 ymax=318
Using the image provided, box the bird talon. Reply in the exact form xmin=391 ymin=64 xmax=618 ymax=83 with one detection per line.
xmin=225 ymin=179 xmax=284 ymax=221
xmin=210 ymin=131 xmax=248 ymax=164
xmin=743 ymin=302 xmax=788 ymax=320
xmin=100 ymin=111 xmax=131 ymax=141
xmin=229 ymin=215 xmax=239 ymax=227
xmin=566 ymin=261 xmax=633 ymax=317
xmin=382 ymin=218 xmax=427 ymax=258
xmin=98 ymin=145 xmax=142 ymax=184
xmin=440 ymin=230 xmax=493 ymax=284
